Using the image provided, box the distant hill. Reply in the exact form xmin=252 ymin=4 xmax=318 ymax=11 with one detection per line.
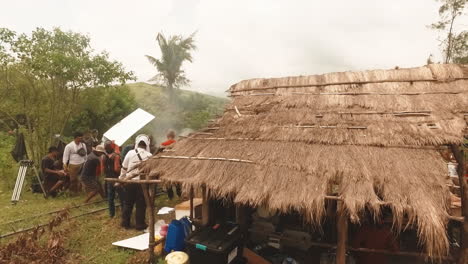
xmin=127 ymin=82 xmax=228 ymax=110
xmin=125 ymin=82 xmax=229 ymax=142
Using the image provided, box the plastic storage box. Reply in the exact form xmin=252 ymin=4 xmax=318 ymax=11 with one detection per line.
xmin=186 ymin=224 xmax=243 ymax=264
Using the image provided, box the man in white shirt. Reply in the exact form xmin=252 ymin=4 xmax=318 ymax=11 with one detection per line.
xmin=119 ymin=134 xmax=152 ymax=230
xmin=63 ymin=132 xmax=87 ymax=194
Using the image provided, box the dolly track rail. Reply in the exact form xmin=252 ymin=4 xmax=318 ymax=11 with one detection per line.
xmin=0 ymin=199 xmax=107 ymax=227
xmin=0 ymin=206 xmax=115 ymax=239
xmin=1 ymin=192 xmax=166 ymax=239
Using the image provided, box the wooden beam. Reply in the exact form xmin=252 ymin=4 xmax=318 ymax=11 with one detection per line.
xmin=308 ymin=241 xmax=453 ymax=260
xmin=201 ymin=185 xmax=210 ymax=226
xmin=450 ymin=144 xmax=468 ymax=264
xmin=236 ymin=204 xmax=249 ymax=235
xmin=336 ymin=201 xmax=348 ymax=264
xmin=449 ymin=215 xmax=465 ymax=222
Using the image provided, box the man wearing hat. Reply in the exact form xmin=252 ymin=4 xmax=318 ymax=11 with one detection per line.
xmin=118 ymin=134 xmax=153 ymax=230
xmin=81 ymin=144 xmax=107 ymax=203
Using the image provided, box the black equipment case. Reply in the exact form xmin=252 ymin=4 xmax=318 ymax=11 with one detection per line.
xmin=186 ymin=224 xmax=244 ymax=264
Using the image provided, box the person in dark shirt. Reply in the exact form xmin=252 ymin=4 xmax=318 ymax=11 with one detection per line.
xmin=81 ymin=145 xmax=106 ymax=203
xmin=120 ymin=144 xmax=134 ymax=163
xmin=41 ymin=146 xmax=67 ymax=197
xmin=103 ymin=140 xmax=123 ymax=217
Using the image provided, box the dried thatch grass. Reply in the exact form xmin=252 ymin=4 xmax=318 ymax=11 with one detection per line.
xmin=141 ymin=140 xmax=450 ymax=257
xmin=142 ymin=64 xmax=468 ymax=258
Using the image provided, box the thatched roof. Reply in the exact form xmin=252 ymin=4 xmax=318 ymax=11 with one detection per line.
xmin=142 ymin=64 xmax=468 ymax=257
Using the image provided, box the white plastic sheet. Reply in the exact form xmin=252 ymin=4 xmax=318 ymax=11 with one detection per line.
xmin=157 ymin=207 xmax=175 ymax=215
xmin=103 ymin=108 xmax=155 ymax=146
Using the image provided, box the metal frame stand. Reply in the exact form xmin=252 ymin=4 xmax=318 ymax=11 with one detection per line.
xmin=11 ymin=160 xmax=47 ymax=204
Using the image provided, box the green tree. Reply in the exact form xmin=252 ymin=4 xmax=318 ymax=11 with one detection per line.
xmin=0 ymin=27 xmax=134 ymax=163
xmin=145 ymin=32 xmax=196 ymax=101
xmin=430 ymin=0 xmax=468 ymax=63
xmin=451 ymin=31 xmax=468 ymax=63
xmin=65 ymin=86 xmax=137 ymax=136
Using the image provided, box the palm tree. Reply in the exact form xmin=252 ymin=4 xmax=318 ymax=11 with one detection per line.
xmin=146 ymin=32 xmax=196 ymax=102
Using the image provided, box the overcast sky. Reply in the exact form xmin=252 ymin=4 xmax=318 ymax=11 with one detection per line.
xmin=1 ymin=0 xmax=465 ymax=96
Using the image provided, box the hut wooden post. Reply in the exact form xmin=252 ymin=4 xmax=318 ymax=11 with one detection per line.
xmin=141 ymin=183 xmax=156 ymax=264
xmin=189 ymin=186 xmax=194 ymax=219
xmin=104 ymin=178 xmax=162 ymax=264
xmin=201 ymin=185 xmax=210 ymax=226
xmin=451 ymin=144 xmax=468 ymax=264
xmin=236 ymin=204 xmax=248 ymax=235
xmin=336 ymin=201 xmax=348 ymax=264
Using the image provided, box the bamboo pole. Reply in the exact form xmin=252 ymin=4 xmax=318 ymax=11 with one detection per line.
xmin=156 ymin=155 xmax=254 ymax=164
xmin=227 ymin=108 xmax=437 ymax=116
xmin=280 ymin=125 xmax=368 ymax=129
xmin=229 ymin=77 xmax=468 ymax=93
xmin=104 ymin=178 xmax=162 ymax=184
xmin=234 ymin=106 xmax=242 ymax=117
xmin=450 ymin=144 xmax=468 ymax=264
xmin=232 ymin=90 xmax=466 ymax=97
xmin=141 ymin=183 xmax=156 ymax=264
xmin=393 ymin=113 xmax=431 ymax=117
xmin=189 ymin=186 xmax=194 ymax=219
xmin=186 ymin=137 xmax=443 ymax=150
xmin=287 ymin=91 xmax=464 ymax=96
xmin=191 ymin=132 xmax=214 ymax=135
xmin=250 ymin=93 xmax=275 ymax=96
xmin=336 ymin=201 xmax=348 ymax=264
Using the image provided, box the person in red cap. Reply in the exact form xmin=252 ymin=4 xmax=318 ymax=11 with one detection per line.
xmin=161 ymin=130 xmax=176 ymax=148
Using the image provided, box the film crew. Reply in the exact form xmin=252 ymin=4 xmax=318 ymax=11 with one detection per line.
xmin=103 ymin=140 xmax=124 ymax=218
xmin=160 ymin=130 xmax=181 ymax=200
xmin=118 ymin=134 xmax=152 ymax=230
xmin=63 ymin=132 xmax=87 ymax=194
xmin=41 ymin=146 xmax=68 ymax=197
xmin=81 ymin=144 xmax=106 ymax=203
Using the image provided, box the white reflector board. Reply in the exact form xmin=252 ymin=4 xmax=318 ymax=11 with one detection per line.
xmin=112 ymin=233 xmax=149 ymax=250
xmin=103 ymin=108 xmax=155 ymax=146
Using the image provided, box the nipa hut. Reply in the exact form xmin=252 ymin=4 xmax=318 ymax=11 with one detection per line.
xmin=141 ymin=64 xmax=468 ymax=263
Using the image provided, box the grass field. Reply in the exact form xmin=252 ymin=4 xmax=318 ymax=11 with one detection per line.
xmin=0 ymin=184 xmax=181 ymax=263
